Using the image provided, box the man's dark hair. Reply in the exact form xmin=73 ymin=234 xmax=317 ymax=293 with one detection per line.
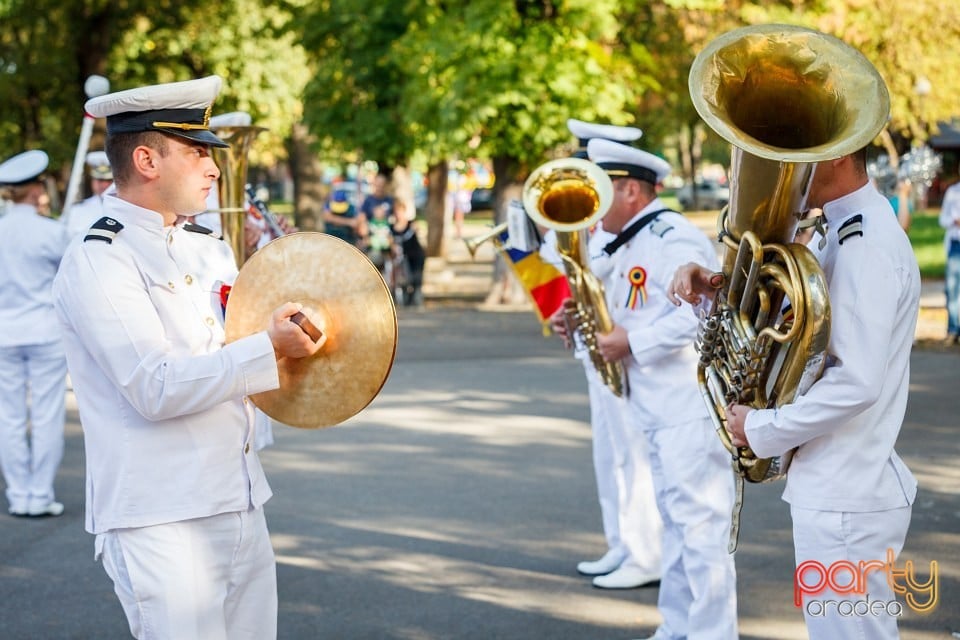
xmin=105 ymin=131 xmax=169 ymax=187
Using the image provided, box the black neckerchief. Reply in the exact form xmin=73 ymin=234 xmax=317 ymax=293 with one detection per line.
xmin=603 ymin=208 xmax=674 ymax=255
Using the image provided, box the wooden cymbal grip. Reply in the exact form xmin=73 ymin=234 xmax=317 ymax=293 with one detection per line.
xmin=290 ymin=311 xmax=323 ymax=343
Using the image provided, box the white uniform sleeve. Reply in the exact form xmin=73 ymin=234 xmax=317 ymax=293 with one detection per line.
xmin=627 ymin=229 xmax=717 ymax=368
xmin=940 ymin=187 xmax=960 ymax=229
xmin=744 ymin=240 xmax=896 ymax=457
xmin=55 ymin=246 xmax=279 ymax=422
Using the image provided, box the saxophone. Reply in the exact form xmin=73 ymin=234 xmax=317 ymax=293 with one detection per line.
xmin=522 ymin=158 xmax=625 ymax=398
xmin=688 ymin=24 xmax=890 ymax=484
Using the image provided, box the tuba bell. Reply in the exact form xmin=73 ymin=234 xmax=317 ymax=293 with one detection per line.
xmin=688 ymin=24 xmax=890 ymax=484
xmin=522 ymin=157 xmax=626 ymax=398
xmin=210 ymin=124 xmax=266 ymax=267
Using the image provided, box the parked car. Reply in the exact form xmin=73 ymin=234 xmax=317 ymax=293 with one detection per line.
xmin=676 ymin=180 xmax=730 ymax=211
xmin=470 ymin=187 xmax=494 ymax=212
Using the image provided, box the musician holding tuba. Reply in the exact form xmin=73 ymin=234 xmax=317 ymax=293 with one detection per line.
xmin=545 ymin=119 xmax=665 ymax=590
xmin=52 ymin=76 xmax=322 ymax=640
xmin=581 ymin=138 xmax=737 ymax=640
xmin=669 ymin=25 xmax=920 ymax=640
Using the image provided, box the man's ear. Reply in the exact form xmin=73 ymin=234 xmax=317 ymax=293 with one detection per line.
xmin=131 ymin=146 xmax=159 ymax=179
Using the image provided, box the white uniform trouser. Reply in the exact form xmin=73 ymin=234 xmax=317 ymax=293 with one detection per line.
xmin=646 ymin=417 xmax=738 ymax=640
xmin=585 ymin=368 xmax=623 ymax=555
xmin=97 ymin=507 xmax=278 ymax=640
xmin=588 ymin=367 xmax=662 ymax=573
xmin=0 ymin=341 xmax=66 ymax=512
xmin=792 ymin=504 xmax=912 ymax=640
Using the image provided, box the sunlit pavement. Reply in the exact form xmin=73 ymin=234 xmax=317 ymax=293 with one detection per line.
xmin=1 ymin=279 xmax=957 ymax=638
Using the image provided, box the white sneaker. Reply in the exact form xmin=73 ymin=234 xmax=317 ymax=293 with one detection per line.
xmin=26 ymin=501 xmax=64 ymax=517
xmin=592 ymin=562 xmax=660 ymax=589
xmin=576 ymin=548 xmax=627 ymax=576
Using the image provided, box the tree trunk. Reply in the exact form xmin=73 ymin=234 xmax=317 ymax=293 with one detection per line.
xmin=425 ymin=160 xmax=449 ymax=257
xmin=389 ymin=164 xmax=415 ymax=216
xmin=285 ymin=122 xmax=325 ymax=231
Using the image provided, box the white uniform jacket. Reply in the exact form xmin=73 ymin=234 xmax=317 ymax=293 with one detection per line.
xmin=53 ymin=194 xmax=280 ymax=534
xmin=0 ymin=204 xmax=69 ymax=347
xmin=66 ymin=194 xmax=107 ymax=238
xmin=745 ymin=182 xmax=920 ymax=512
xmin=594 ymin=201 xmax=720 ymax=428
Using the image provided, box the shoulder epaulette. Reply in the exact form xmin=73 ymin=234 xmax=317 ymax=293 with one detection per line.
xmin=837 ymin=214 xmax=863 ymax=245
xmin=84 ymin=217 xmax=124 ymax=244
xmin=649 ymin=218 xmax=674 ymax=238
xmin=183 ymin=222 xmax=220 ymax=238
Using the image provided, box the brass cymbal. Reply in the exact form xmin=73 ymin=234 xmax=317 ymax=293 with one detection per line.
xmin=224 ymin=232 xmax=398 ymax=428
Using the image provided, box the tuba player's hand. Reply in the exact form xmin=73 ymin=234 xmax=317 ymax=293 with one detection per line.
xmin=667 ymin=262 xmax=725 ymax=306
xmin=268 ymin=302 xmax=324 ymax=359
xmin=725 ymin=403 xmax=752 ymax=448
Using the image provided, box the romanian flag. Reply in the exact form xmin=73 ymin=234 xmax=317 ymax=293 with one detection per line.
xmin=496 ymin=231 xmax=571 ymax=329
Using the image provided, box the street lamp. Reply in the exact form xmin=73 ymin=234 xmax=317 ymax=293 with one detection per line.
xmin=62 ymin=74 xmax=110 ymax=220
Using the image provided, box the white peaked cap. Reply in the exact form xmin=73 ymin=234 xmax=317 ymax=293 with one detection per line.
xmin=566 ymin=118 xmax=643 ymax=143
xmin=85 ymin=75 xmax=228 ymax=148
xmin=0 ymin=150 xmax=49 ymax=186
xmin=210 ymin=111 xmax=253 ymax=129
xmin=587 ymin=138 xmax=671 ymax=184
xmin=85 ymin=150 xmax=113 ymax=179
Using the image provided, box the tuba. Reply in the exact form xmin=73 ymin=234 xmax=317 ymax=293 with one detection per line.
xmin=210 ymin=125 xmax=265 ymax=267
xmin=688 ymin=25 xmax=890 ymax=484
xmin=522 ymin=158 xmax=625 ymax=398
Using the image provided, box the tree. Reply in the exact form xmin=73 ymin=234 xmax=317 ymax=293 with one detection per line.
xmin=0 ymin=0 xmax=309 ymax=214
xmin=395 ymin=0 xmax=653 ymax=293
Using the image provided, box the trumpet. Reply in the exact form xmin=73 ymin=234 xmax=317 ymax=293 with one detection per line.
xmin=463 ymin=222 xmax=508 ymax=258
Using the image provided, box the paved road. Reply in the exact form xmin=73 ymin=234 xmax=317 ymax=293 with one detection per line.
xmin=1 ymin=306 xmax=957 ymax=639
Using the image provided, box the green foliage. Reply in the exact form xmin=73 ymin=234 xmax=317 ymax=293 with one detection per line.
xmin=908 ymin=210 xmax=947 ymax=278
xmin=0 ymin=0 xmax=307 ymax=173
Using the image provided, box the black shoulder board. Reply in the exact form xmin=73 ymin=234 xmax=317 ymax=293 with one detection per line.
xmin=183 ymin=222 xmax=219 ymax=237
xmin=837 ymin=214 xmax=863 ymax=245
xmin=84 ymin=217 xmax=124 ymax=244
xmin=649 ymin=218 xmax=674 ymax=238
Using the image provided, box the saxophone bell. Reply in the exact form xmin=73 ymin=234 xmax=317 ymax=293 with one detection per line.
xmin=522 ymin=158 xmax=626 ymax=398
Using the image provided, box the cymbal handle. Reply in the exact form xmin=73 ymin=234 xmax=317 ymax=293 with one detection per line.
xmin=290 ymin=311 xmax=323 ymax=343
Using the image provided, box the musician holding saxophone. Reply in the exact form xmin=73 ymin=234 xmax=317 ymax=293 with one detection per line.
xmin=583 ymin=139 xmax=737 ymax=640
xmin=669 ymin=26 xmax=920 ymax=640
xmin=52 ymin=76 xmax=322 ymax=640
xmin=548 ymin=118 xmax=665 ymax=590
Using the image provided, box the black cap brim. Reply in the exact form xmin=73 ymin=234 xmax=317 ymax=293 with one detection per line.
xmin=160 ymin=128 xmax=229 ymax=148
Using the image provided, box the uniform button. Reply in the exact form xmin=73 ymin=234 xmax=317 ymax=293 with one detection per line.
xmin=167 ymin=235 xmax=174 ymax=244
xmin=168 ymin=281 xmax=175 ymax=289
xmin=244 ymin=443 xmax=251 ymax=454
xmin=205 ymin=317 xmax=215 ymax=326
xmin=184 ymin=274 xmax=194 ymax=285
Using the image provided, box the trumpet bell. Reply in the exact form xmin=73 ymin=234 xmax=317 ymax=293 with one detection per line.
xmin=224 ymin=232 xmax=398 ymax=429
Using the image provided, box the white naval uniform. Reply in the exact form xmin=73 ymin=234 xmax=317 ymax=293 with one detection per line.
xmin=745 ymin=182 xmax=919 ymax=640
xmin=594 ymin=201 xmax=737 ymax=640
xmin=0 ymin=203 xmax=70 ymax=514
xmin=66 ymin=193 xmax=108 ymax=238
xmin=540 ymin=230 xmax=663 ymax=574
xmin=53 ymin=194 xmax=281 ymax=640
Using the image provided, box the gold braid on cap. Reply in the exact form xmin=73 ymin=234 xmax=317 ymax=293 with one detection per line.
xmin=151 ymin=105 xmax=212 ymax=131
